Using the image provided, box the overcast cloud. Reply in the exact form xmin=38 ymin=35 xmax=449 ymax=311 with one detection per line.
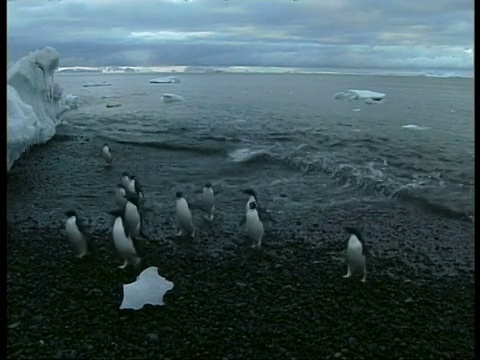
xmin=7 ymin=0 xmax=474 ymax=73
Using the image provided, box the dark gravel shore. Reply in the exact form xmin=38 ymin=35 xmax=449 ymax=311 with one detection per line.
xmin=7 ymin=136 xmax=475 ymax=359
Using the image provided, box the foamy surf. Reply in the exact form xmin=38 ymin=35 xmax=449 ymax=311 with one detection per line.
xmin=228 ymin=148 xmax=270 ymax=163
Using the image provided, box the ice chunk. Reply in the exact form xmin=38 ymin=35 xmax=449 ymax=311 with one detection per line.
xmin=120 ymin=266 xmax=174 ymax=310
xmin=149 ymin=76 xmax=180 ymax=84
xmin=335 ymin=89 xmax=386 ymax=103
xmin=401 ymin=125 xmax=430 ymax=130
xmin=7 ymin=46 xmax=78 ymax=171
xmin=161 ymin=93 xmax=184 ymax=103
xmin=82 ymin=81 xmax=112 ymax=87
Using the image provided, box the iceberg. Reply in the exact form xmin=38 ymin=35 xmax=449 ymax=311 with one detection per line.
xmin=149 ymin=76 xmax=180 ymax=84
xmin=334 ymin=89 xmax=386 ymax=104
xmin=7 ymin=46 xmax=78 ymax=171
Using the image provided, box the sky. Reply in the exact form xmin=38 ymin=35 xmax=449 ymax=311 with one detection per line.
xmin=7 ymin=0 xmax=474 ymax=74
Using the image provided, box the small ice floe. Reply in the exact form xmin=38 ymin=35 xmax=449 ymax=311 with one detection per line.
xmin=82 ymin=82 xmax=111 ymax=87
xmin=120 ymin=266 xmax=174 ymax=310
xmin=149 ymin=76 xmax=180 ymax=84
xmin=335 ymin=89 xmax=386 ymax=104
xmin=401 ymin=124 xmax=430 ymax=130
xmin=161 ymin=93 xmax=184 ymax=103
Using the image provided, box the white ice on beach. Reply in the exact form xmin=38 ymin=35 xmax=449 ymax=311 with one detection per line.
xmin=120 ymin=266 xmax=174 ymax=310
xmin=149 ymin=76 xmax=181 ymax=84
xmin=7 ymin=46 xmax=78 ymax=171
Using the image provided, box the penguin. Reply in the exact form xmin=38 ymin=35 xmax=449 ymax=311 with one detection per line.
xmin=124 ymin=192 xmax=142 ymax=240
xmin=242 ymin=188 xmax=258 ymax=212
xmin=343 ymin=227 xmax=367 ymax=283
xmin=175 ymin=191 xmax=195 ymax=238
xmin=129 ymin=175 xmax=145 ymax=205
xmin=64 ymin=210 xmax=89 ymax=258
xmin=108 ymin=208 xmax=141 ymax=269
xmin=121 ymin=172 xmax=131 ymax=191
xmin=200 ymin=183 xmax=215 ymax=221
xmin=241 ymin=188 xmax=277 ymax=225
xmin=115 ymin=183 xmax=128 ymax=209
xmin=245 ymin=201 xmax=264 ymax=248
xmin=102 ymin=144 xmax=113 ymax=166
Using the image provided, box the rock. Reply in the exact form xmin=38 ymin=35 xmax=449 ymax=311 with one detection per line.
xmin=146 ymin=333 xmax=159 ymax=343
xmin=348 ymin=337 xmax=358 ymax=347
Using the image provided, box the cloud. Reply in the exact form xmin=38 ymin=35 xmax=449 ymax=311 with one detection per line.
xmin=7 ymin=0 xmax=474 ymax=72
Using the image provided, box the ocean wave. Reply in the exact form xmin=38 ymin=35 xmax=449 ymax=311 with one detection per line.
xmin=112 ymin=138 xmax=227 ymax=155
xmin=227 ymin=143 xmax=472 ymax=221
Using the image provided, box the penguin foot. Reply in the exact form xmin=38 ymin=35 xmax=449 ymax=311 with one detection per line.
xmin=191 ymin=231 xmax=195 ymax=238
xmin=360 ymin=278 xmax=366 ymax=283
xmin=176 ymin=230 xmax=183 ymax=237
xmin=342 ymin=273 xmax=352 ymax=278
xmin=118 ymin=261 xmax=129 ymax=269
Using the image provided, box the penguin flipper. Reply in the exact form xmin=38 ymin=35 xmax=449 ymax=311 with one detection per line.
xmin=258 ymin=207 xmax=277 ymax=224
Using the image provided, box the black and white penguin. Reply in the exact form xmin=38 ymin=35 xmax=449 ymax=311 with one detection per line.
xmin=108 ymin=208 xmax=141 ymax=269
xmin=124 ymin=192 xmax=142 ymax=240
xmin=175 ymin=191 xmax=195 ymax=238
xmin=241 ymin=188 xmax=276 ymax=224
xmin=115 ymin=183 xmax=127 ymax=209
xmin=245 ymin=201 xmax=264 ymax=248
xmin=200 ymin=183 xmax=215 ymax=221
xmin=102 ymin=144 xmax=113 ymax=166
xmin=129 ymin=175 xmax=145 ymax=205
xmin=242 ymin=188 xmax=258 ymax=212
xmin=64 ymin=210 xmax=89 ymax=258
xmin=343 ymin=227 xmax=367 ymax=283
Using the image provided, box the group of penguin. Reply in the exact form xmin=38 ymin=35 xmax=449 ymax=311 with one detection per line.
xmin=64 ymin=144 xmax=368 ymax=283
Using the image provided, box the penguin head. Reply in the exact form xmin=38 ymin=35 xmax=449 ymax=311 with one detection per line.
xmin=122 ymin=171 xmax=130 ymax=178
xmin=130 ymin=175 xmax=136 ymax=180
xmin=65 ymin=210 xmax=77 ymax=218
xmin=108 ymin=208 xmax=124 ymax=217
xmin=249 ymin=201 xmax=258 ymax=210
xmin=205 ymin=183 xmax=212 ymax=188
xmin=104 ymin=143 xmax=109 ymax=148
xmin=242 ymin=188 xmax=257 ymax=200
xmin=345 ymin=227 xmax=364 ymax=243
xmin=117 ymin=183 xmax=126 ymax=190
xmin=176 ymin=191 xmax=183 ymax=199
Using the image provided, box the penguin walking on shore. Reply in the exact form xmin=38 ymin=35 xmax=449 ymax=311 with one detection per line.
xmin=245 ymin=201 xmax=264 ymax=248
xmin=343 ymin=227 xmax=368 ymax=283
xmin=200 ymin=183 xmax=215 ymax=221
xmin=102 ymin=144 xmax=113 ymax=166
xmin=64 ymin=210 xmax=89 ymax=258
xmin=108 ymin=208 xmax=141 ymax=269
xmin=115 ymin=183 xmax=128 ymax=209
xmin=241 ymin=188 xmax=277 ymax=225
xmin=129 ymin=175 xmax=145 ymax=206
xmin=175 ymin=191 xmax=195 ymax=238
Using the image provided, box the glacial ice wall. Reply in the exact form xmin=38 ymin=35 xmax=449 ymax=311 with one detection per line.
xmin=7 ymin=46 xmax=78 ymax=171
